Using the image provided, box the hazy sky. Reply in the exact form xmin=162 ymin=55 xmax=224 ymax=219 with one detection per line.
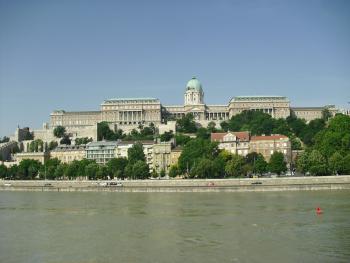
xmin=1 ymin=0 xmax=349 ymax=136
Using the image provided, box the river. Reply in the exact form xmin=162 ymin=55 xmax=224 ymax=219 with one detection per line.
xmin=0 ymin=191 xmax=349 ymax=262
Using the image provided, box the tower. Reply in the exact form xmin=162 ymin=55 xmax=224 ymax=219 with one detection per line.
xmin=184 ymin=77 xmax=204 ymax=105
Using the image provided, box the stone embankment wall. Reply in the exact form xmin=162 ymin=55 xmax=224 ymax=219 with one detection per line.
xmin=1 ymin=176 xmax=350 ymax=192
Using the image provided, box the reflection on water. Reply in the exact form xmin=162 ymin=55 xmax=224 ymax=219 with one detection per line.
xmin=0 ymin=191 xmax=350 ymax=263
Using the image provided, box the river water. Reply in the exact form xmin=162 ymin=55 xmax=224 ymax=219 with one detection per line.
xmin=0 ymin=191 xmax=349 ymax=263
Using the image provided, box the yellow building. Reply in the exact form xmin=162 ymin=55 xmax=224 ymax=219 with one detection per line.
xmin=50 ymin=145 xmax=86 ymax=163
xmin=15 ymin=152 xmax=50 ymax=164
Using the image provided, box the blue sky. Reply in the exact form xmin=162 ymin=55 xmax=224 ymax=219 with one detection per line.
xmin=0 ymin=0 xmax=349 ymax=136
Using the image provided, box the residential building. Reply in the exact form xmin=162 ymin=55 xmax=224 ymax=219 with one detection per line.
xmin=85 ymin=141 xmax=119 ymax=165
xmin=250 ymin=135 xmax=291 ymax=162
xmin=211 ymin=132 xmax=250 ymax=156
xmin=15 ymin=152 xmax=49 ymax=164
xmin=50 ymin=144 xmax=86 ymax=163
xmin=152 ymin=142 xmax=171 ymax=174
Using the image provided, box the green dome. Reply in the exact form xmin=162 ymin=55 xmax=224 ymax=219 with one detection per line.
xmin=186 ymin=77 xmax=203 ymax=92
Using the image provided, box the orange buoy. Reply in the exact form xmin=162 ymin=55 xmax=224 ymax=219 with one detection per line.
xmin=316 ymin=207 xmax=323 ymax=214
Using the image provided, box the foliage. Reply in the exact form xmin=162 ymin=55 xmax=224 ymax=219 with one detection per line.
xmin=60 ymin=135 xmax=71 ymax=145
xmin=131 ymin=160 xmax=149 ymax=179
xmin=0 ymin=136 xmax=10 ymax=143
xmin=178 ymin=139 xmax=219 ymax=174
xmin=48 ymin=141 xmax=58 ymax=150
xmin=53 ymin=126 xmax=66 ymax=138
xmin=254 ymin=154 xmax=268 ymax=176
xmin=328 ymin=152 xmax=344 ymax=175
xmin=127 ymin=143 xmax=146 ymax=165
xmin=29 ymin=139 xmax=44 ymax=152
xmin=225 ymin=154 xmax=245 ymax=177
xmin=308 ymin=150 xmax=328 ymax=176
xmin=97 ymin=122 xmax=124 ymax=141
xmin=268 ymin=152 xmax=287 ymax=175
xmin=190 ymin=158 xmax=216 ymax=178
xmin=0 ymin=164 xmax=7 ymax=179
xmin=176 ymin=113 xmax=197 ymax=133
xmin=75 ymin=137 xmax=93 ymax=145
xmin=169 ymin=165 xmax=180 ymax=178
xmin=17 ymin=159 xmax=42 ymax=180
xmin=174 ymin=134 xmax=191 ymax=146
xmin=106 ymin=158 xmax=128 ymax=179
xmin=160 ymin=131 xmax=174 ymax=142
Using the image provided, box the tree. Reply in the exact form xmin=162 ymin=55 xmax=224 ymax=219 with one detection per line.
xmin=97 ymin=165 xmax=109 ymax=179
xmin=176 ymin=113 xmax=197 ymax=133
xmin=196 ymin=127 xmax=210 ymax=140
xmin=160 ymin=169 xmax=166 ymax=178
xmin=128 ymin=143 xmax=145 ymax=165
xmin=132 ymin=161 xmax=149 ymax=179
xmin=160 ymin=131 xmax=174 ymax=142
xmin=329 ymin=152 xmax=344 ymax=175
xmin=174 ymin=134 xmax=191 ymax=146
xmin=60 ymin=135 xmax=71 ymax=145
xmin=268 ymin=152 xmax=287 ymax=175
xmin=169 ymin=165 xmax=180 ymax=178
xmin=295 ymin=153 xmax=307 ymax=175
xmin=225 ymin=154 xmax=245 ymax=177
xmin=190 ymin=158 xmax=216 ymax=178
xmin=85 ymin=163 xmax=99 ymax=180
xmin=48 ymin=141 xmax=58 ymax=150
xmin=207 ymin=121 xmax=217 ymax=132
xmin=0 ymin=164 xmax=7 ymax=179
xmin=75 ymin=137 xmax=93 ymax=145
xmin=17 ymin=159 xmax=42 ymax=180
xmin=0 ymin=136 xmax=10 ymax=143
xmin=54 ymin=164 xmax=66 ymax=179
xmin=107 ymin=158 xmax=128 ymax=179
xmin=308 ymin=150 xmax=327 ymax=176
xmin=178 ymin=139 xmax=219 ymax=174
xmin=254 ymin=154 xmax=268 ymax=176
xmin=53 ymin=126 xmax=66 ymax=138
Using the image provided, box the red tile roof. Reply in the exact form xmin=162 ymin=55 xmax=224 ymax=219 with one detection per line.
xmin=211 ymin=131 xmax=250 ymax=142
xmin=250 ymin=135 xmax=288 ymax=141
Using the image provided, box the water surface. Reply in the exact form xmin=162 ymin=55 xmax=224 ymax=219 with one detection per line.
xmin=0 ymin=191 xmax=349 ymax=262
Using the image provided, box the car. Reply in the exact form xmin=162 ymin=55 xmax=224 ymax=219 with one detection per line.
xmin=44 ymin=183 xmax=52 ymax=187
xmin=251 ymin=181 xmax=262 ymax=185
xmin=4 ymin=183 xmax=12 ymax=187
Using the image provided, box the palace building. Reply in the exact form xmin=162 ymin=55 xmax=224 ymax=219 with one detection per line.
xmin=48 ymin=77 xmax=338 ymax=133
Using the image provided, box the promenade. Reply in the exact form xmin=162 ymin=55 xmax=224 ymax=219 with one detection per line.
xmin=1 ymin=175 xmax=350 ymax=192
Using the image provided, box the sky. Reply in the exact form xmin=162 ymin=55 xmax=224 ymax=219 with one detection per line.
xmin=0 ymin=0 xmax=349 ymax=137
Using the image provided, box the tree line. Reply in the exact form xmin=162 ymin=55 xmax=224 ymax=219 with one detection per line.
xmin=0 ymin=143 xmax=152 ymax=180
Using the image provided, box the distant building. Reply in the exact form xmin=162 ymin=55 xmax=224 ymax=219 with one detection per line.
xmin=152 ymin=142 xmax=172 ymax=174
xmin=15 ymin=152 xmax=49 ymax=164
xmin=211 ymin=132 xmax=291 ymax=162
xmin=46 ymin=77 xmax=337 ymax=136
xmin=211 ymin=132 xmax=250 ymax=156
xmin=50 ymin=145 xmax=86 ymax=163
xmin=86 ymin=141 xmax=119 ymax=165
xmin=250 ymin=135 xmax=291 ymax=162
xmin=170 ymin=147 xmax=182 ymax=166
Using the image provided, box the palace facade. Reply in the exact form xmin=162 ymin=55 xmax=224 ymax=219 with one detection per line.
xmin=49 ymin=77 xmax=338 ymax=132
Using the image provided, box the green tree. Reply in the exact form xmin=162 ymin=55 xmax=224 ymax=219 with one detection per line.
xmin=54 ymin=164 xmax=66 ymax=179
xmin=296 ymin=152 xmax=310 ymax=175
xmin=190 ymin=158 xmax=216 ymax=178
xmin=97 ymin=165 xmax=109 ymax=179
xmin=268 ymin=152 xmax=287 ymax=175
xmin=159 ymin=169 xmax=166 ymax=178
xmin=60 ymin=135 xmax=71 ymax=145
xmin=53 ymin=126 xmax=66 ymax=138
xmin=329 ymin=152 xmax=344 ymax=175
xmin=254 ymin=154 xmax=268 ymax=176
xmin=0 ymin=164 xmax=7 ymax=179
xmin=178 ymin=139 xmax=219 ymax=174
xmin=308 ymin=150 xmax=327 ymax=176
xmin=107 ymin=158 xmax=128 ymax=179
xmin=132 ymin=161 xmax=149 ymax=179
xmin=48 ymin=141 xmax=58 ymax=150
xmin=196 ymin=127 xmax=210 ymax=140
xmin=169 ymin=165 xmax=180 ymax=178
xmin=207 ymin=121 xmax=217 ymax=132
xmin=174 ymin=134 xmax=191 ymax=146
xmin=128 ymin=143 xmax=146 ymax=165
xmin=85 ymin=163 xmax=99 ymax=180
xmin=160 ymin=131 xmax=174 ymax=142
xmin=225 ymin=154 xmax=245 ymax=177
xmin=17 ymin=159 xmax=42 ymax=179
xmin=75 ymin=137 xmax=93 ymax=145
xmin=322 ymin=108 xmax=332 ymax=121
xmin=176 ymin=113 xmax=197 ymax=133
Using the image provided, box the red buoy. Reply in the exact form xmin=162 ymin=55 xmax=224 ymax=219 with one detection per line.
xmin=316 ymin=207 xmax=323 ymax=214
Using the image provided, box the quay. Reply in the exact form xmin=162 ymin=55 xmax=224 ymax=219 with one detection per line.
xmin=1 ymin=176 xmax=350 ymax=192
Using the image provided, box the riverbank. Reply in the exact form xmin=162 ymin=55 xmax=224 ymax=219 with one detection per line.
xmin=1 ymin=175 xmax=350 ymax=192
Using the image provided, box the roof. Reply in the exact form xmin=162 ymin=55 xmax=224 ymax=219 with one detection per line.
xmin=211 ymin=131 xmax=250 ymax=142
xmin=186 ymin=77 xmax=203 ymax=92
xmin=51 ymin=145 xmax=86 ymax=152
xmin=251 ymin=135 xmax=289 ymax=141
xmin=230 ymin=96 xmax=288 ymax=102
xmin=119 ymin=140 xmax=155 ymax=145
xmin=103 ymin=98 xmax=159 ymax=103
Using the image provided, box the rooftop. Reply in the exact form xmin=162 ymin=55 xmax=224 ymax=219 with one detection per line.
xmin=211 ymin=131 xmax=250 ymax=142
